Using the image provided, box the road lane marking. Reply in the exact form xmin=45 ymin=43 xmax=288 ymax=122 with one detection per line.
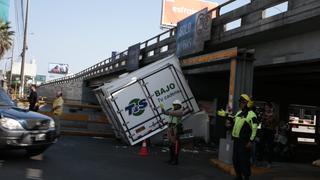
xmin=26 ymin=168 xmax=42 ymax=180
xmin=92 ymin=137 xmax=105 ymax=140
xmin=30 ymin=154 xmax=43 ymax=161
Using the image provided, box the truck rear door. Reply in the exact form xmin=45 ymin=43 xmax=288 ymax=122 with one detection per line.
xmin=141 ymin=64 xmax=197 ymax=123
xmin=109 ymin=80 xmax=164 ymax=145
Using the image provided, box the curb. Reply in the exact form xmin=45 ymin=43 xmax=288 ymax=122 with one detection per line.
xmin=210 ymin=159 xmax=272 ymax=176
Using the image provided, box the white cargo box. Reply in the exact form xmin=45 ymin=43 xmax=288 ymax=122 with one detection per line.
xmin=94 ymin=55 xmax=200 ymax=145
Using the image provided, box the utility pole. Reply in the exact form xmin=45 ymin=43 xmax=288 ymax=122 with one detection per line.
xmin=20 ymin=0 xmax=30 ymax=97
xmin=9 ymin=39 xmax=15 ymax=87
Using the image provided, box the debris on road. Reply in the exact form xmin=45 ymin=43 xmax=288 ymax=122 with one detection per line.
xmin=312 ymin=159 xmax=320 ymax=167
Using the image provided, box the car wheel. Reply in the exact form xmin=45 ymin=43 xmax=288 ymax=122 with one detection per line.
xmin=25 ymin=146 xmax=48 ymax=157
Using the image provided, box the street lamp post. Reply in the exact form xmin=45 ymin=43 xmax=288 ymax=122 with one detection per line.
xmin=20 ymin=0 xmax=30 ymax=98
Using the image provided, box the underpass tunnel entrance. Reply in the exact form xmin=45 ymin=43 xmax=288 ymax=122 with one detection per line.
xmin=254 ymin=61 xmax=320 ymax=106
xmin=182 ymin=48 xmax=255 ymax=143
xmin=187 ymin=72 xmax=230 ymax=102
xmin=186 ymin=71 xmax=230 ymax=144
xmin=253 ymin=61 xmax=320 ymax=150
xmin=183 ymin=48 xmax=320 ymax=156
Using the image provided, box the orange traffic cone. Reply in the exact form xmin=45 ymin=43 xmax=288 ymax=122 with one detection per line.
xmin=139 ymin=140 xmax=148 ymax=156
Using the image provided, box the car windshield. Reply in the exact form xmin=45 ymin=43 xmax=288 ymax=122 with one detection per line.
xmin=0 ymin=89 xmax=14 ymax=106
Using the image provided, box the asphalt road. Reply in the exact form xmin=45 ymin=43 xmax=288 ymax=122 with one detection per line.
xmin=1 ymin=136 xmax=319 ymax=180
xmin=0 ymin=136 xmax=233 ymax=180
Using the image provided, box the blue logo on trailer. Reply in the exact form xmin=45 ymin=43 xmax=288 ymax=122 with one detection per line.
xmin=125 ymin=98 xmax=148 ymax=116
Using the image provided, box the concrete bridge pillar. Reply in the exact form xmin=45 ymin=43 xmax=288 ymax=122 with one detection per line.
xmin=228 ymin=50 xmax=255 ymax=113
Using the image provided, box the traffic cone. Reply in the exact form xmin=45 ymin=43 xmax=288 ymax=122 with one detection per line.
xmin=139 ymin=140 xmax=148 ymax=156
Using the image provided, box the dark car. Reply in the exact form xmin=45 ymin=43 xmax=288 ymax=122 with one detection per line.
xmin=0 ymin=88 xmax=57 ymax=156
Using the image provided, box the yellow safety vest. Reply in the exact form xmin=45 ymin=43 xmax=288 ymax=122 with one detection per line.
xmin=53 ymin=97 xmax=64 ymax=115
xmin=169 ymin=115 xmax=182 ymax=125
xmin=232 ymin=110 xmax=257 ymax=141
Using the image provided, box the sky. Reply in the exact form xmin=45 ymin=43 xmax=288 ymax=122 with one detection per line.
xmin=2 ymin=0 xmax=253 ymax=80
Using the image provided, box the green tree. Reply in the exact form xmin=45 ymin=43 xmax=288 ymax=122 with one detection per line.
xmin=0 ymin=18 xmax=14 ymax=59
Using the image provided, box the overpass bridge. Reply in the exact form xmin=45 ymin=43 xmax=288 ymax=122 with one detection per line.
xmin=39 ymin=0 xmax=320 ymax=110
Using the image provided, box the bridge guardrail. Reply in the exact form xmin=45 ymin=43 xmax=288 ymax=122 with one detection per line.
xmin=41 ymin=0 xmax=239 ymax=86
xmin=42 ymin=27 xmax=177 ymax=86
xmin=41 ymin=0 xmax=312 ymax=86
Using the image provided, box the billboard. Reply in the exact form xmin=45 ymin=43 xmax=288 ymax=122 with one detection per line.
xmin=0 ymin=0 xmax=9 ymax=22
xmin=48 ymin=63 xmax=69 ymax=74
xmin=161 ymin=0 xmax=218 ymax=27
xmin=176 ymin=8 xmax=212 ymax=57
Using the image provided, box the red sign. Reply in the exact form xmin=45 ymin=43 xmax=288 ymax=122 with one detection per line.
xmin=161 ymin=0 xmax=218 ymax=27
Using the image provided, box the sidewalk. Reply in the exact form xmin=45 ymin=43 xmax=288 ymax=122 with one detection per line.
xmin=266 ymin=162 xmax=320 ymax=180
xmin=209 ymin=155 xmax=320 ymax=180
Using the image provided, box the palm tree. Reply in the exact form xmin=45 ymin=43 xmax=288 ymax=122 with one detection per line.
xmin=0 ymin=18 xmax=14 ymax=59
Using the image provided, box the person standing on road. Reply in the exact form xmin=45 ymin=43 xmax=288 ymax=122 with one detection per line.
xmin=227 ymin=94 xmax=258 ymax=180
xmin=52 ymin=91 xmax=64 ymax=136
xmin=161 ymin=100 xmax=185 ymax=165
xmin=28 ymin=84 xmax=38 ymax=111
xmin=257 ymin=102 xmax=278 ymax=168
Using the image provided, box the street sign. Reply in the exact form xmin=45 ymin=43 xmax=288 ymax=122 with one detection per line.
xmin=127 ymin=43 xmax=140 ymax=71
xmin=176 ymin=8 xmax=212 ymax=58
xmin=35 ymin=75 xmax=46 ymax=83
xmin=176 ymin=12 xmax=196 ymax=58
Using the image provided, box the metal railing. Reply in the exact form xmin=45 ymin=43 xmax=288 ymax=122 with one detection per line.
xmin=41 ymin=0 xmax=310 ymax=87
xmin=41 ymin=1 xmax=241 ymax=87
xmin=42 ymin=28 xmax=177 ymax=86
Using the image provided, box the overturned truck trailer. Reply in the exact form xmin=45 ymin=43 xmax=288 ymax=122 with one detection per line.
xmin=94 ymin=55 xmax=208 ymax=145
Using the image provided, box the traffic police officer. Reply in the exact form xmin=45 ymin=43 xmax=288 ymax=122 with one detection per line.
xmin=161 ymin=100 xmax=184 ymax=165
xmin=229 ymin=94 xmax=258 ymax=180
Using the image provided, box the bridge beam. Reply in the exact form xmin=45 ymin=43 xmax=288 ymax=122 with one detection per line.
xmin=181 ymin=48 xmax=254 ymax=113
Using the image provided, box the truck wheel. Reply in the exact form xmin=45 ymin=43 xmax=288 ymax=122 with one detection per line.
xmin=25 ymin=147 xmax=48 ymax=157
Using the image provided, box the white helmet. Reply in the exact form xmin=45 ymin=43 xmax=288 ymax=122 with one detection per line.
xmin=172 ymin=99 xmax=182 ymax=106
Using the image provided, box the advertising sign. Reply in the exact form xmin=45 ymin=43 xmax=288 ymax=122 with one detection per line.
xmin=0 ymin=0 xmax=9 ymax=22
xmin=161 ymin=0 xmax=218 ymax=27
xmin=176 ymin=8 xmax=212 ymax=58
xmin=48 ymin=63 xmax=69 ymax=74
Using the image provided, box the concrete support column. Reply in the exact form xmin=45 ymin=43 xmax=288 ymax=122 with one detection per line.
xmin=242 ymin=10 xmax=263 ymax=25
xmin=169 ymin=41 xmax=176 ymax=52
xmin=154 ymin=48 xmax=161 ymax=55
xmin=227 ymin=58 xmax=237 ymax=113
xmin=228 ymin=51 xmax=254 ymax=113
xmin=82 ymin=81 xmax=98 ymax=104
